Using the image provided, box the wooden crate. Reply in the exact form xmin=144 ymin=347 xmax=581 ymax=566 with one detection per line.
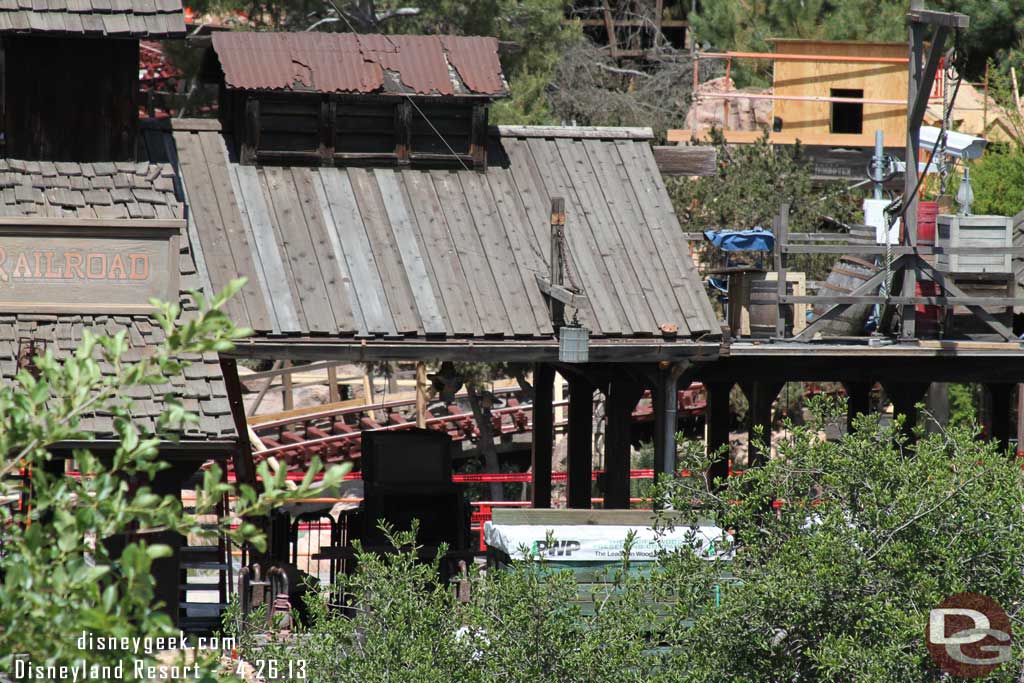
xmin=936 ymin=214 xmax=1013 ymax=273
xmin=943 ymin=272 xmax=1016 ymax=338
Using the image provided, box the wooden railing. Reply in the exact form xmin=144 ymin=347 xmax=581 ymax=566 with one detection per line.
xmin=766 ymin=204 xmax=1021 ymax=341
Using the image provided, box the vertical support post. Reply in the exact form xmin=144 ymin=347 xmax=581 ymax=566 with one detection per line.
xmin=604 ymin=377 xmax=641 ymax=509
xmin=241 ymin=97 xmax=260 ymax=165
xmin=653 ymin=362 xmax=688 ymax=478
xmin=705 ymin=381 xmax=732 ymax=488
xmin=741 ymin=381 xmax=782 ymax=467
xmin=882 ymin=381 xmax=929 ymax=441
xmin=327 ymin=364 xmax=339 ymax=404
xmin=550 ymin=197 xmax=566 ymax=328
xmin=987 ymin=384 xmax=1014 ymax=453
xmin=566 ymin=374 xmax=594 ymax=509
xmin=415 ymin=362 xmax=428 ymax=429
xmin=318 ymin=98 xmax=335 ymax=165
xmin=901 ymin=5 xmax=925 ymax=339
xmin=925 ymin=383 xmax=949 ymax=434
xmin=531 ymin=364 xmax=555 ymax=509
xmin=395 ymin=99 xmax=412 ymax=165
xmin=774 ymin=203 xmax=790 ymax=339
xmin=691 ymin=53 xmax=700 ymax=137
xmin=282 ymin=359 xmax=294 ymax=411
xmin=873 ymin=130 xmax=885 ymax=200
xmin=150 ymin=461 xmax=201 ymax=626
xmin=844 ymin=381 xmax=873 ymax=433
xmin=469 ymin=103 xmax=488 ymax=169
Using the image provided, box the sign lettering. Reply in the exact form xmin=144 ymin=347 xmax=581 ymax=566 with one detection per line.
xmin=0 ymin=218 xmax=181 ymax=315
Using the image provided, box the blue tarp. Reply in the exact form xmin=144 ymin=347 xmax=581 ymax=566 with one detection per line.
xmin=704 ymin=228 xmax=775 ymax=252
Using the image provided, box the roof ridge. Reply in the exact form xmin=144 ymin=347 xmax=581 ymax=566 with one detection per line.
xmin=495 ymin=125 xmax=655 ymax=141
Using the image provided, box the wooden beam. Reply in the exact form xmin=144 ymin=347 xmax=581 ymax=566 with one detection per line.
xmin=882 ymin=381 xmax=929 ymax=441
xmin=988 ymin=384 xmax=1014 ymax=451
xmin=604 ymin=377 xmax=642 ymax=509
xmin=793 ymin=260 xmax=898 ymax=340
xmin=908 ymin=25 xmax=951 ymax=134
xmin=531 ymin=363 xmax=555 ymax=509
xmin=567 ymin=374 xmax=594 ymax=509
xmin=705 ymin=381 xmax=732 ymax=489
xmin=907 ymin=8 xmax=969 ymax=29
xmin=741 ymin=380 xmax=783 ymax=467
xmin=219 ymin=357 xmax=258 ymax=487
xmin=843 ymin=381 xmax=873 ymax=433
xmin=653 ymin=362 xmax=690 ymax=477
xmin=918 ymin=260 xmax=1016 ymax=341
xmin=497 ymin=125 xmax=654 ymax=140
xmin=652 ymin=145 xmax=717 ymax=176
xmin=227 ymin=341 xmax=723 ymax=363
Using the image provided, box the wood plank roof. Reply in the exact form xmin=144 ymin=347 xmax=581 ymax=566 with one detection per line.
xmin=0 ymin=0 xmax=185 ymax=37
xmin=170 ymin=123 xmax=720 ymax=345
xmin=0 ymin=158 xmax=235 ymax=442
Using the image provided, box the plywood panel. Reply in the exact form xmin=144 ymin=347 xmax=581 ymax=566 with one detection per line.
xmin=771 ymin=40 xmax=907 ymax=146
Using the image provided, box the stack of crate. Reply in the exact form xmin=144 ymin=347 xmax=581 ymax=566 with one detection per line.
xmin=936 ymin=215 xmax=1016 ymax=338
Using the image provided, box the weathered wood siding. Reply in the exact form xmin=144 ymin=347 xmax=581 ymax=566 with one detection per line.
xmin=3 ymin=36 xmax=138 ymax=162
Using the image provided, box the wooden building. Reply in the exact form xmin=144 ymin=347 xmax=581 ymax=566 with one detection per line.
xmin=669 ymin=39 xmax=912 ymax=182
xmin=0 ymin=1 xmax=241 ymax=629
xmin=0 ymin=0 xmax=186 ymax=160
xmin=150 ymin=32 xmax=722 ymax=522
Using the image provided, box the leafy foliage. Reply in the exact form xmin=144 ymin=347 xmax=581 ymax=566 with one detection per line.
xmin=236 ymin=398 xmax=1024 ymax=682
xmin=665 ymin=395 xmax=1024 ymax=681
xmin=668 ymin=129 xmax=860 ymax=279
xmin=0 ymin=280 xmax=348 ymax=679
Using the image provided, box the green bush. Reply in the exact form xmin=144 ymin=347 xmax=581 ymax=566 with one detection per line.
xmin=970 ymin=150 xmax=1024 ymax=217
xmin=241 ymin=397 xmax=1024 ymax=682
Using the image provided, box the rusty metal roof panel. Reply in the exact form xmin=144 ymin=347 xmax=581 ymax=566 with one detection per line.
xmin=441 ymin=35 xmax=505 ymax=95
xmin=211 ymin=31 xmax=507 ymax=97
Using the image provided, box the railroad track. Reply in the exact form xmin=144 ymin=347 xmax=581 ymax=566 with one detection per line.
xmin=240 ymin=384 xmax=707 ymax=471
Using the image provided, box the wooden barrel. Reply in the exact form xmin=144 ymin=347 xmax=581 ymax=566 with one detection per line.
xmin=813 ymin=256 xmax=880 ymax=336
xmin=749 ymin=280 xmax=792 ymax=338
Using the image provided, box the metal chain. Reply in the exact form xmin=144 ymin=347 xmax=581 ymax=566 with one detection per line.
xmin=559 ymin=227 xmax=581 ymax=292
xmin=938 ymin=61 xmax=950 ymax=195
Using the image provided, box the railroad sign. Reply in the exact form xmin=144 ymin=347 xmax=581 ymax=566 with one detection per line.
xmin=0 ymin=218 xmax=182 ymax=314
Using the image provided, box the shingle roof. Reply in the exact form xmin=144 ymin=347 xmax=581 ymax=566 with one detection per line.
xmin=0 ymin=159 xmax=236 ymax=442
xmin=0 ymin=159 xmax=181 ymax=219
xmin=209 ymin=32 xmax=507 ymax=97
xmin=170 ymin=123 xmax=720 ymax=342
xmin=0 ymin=0 xmax=186 ymax=37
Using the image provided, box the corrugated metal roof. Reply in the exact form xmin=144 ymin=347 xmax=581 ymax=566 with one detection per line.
xmin=0 ymin=0 xmax=185 ymax=37
xmin=170 ymin=124 xmax=720 ymax=344
xmin=210 ymin=32 xmax=507 ymax=97
xmin=0 ymin=157 xmax=236 ymax=441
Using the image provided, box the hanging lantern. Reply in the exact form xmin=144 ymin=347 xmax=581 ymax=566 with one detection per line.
xmin=559 ymin=325 xmax=590 ymax=363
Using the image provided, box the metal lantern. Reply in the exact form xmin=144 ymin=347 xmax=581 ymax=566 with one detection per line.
xmin=558 ymin=325 xmax=590 ymax=363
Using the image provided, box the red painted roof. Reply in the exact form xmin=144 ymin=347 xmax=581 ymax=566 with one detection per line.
xmin=210 ymin=32 xmax=507 ymax=97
